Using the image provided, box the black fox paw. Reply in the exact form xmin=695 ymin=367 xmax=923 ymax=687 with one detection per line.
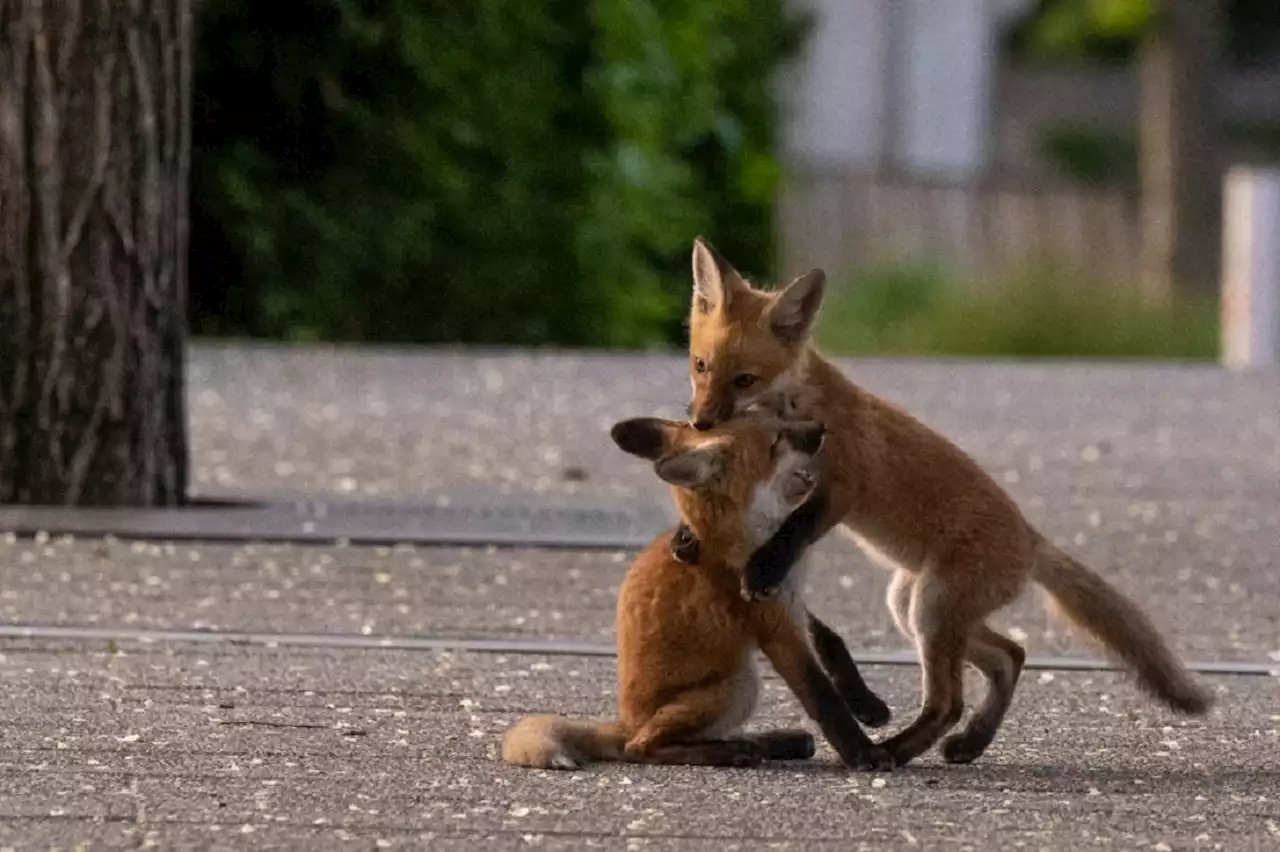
xmin=731 ymin=742 xmax=766 ymax=767
xmin=852 ymin=696 xmax=892 ymax=729
xmin=740 ymin=579 xmax=781 ymax=602
xmin=848 ymin=745 xmax=895 ymax=772
xmin=670 ymin=524 xmax=701 ymax=562
xmin=669 ymin=525 xmax=700 ymax=564
xmin=940 ymin=732 xmax=985 ymax=765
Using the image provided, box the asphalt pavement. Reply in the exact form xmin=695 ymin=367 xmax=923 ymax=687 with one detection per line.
xmin=1 ymin=344 xmax=1278 ymax=850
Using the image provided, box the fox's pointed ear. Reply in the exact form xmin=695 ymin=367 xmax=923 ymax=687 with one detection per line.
xmin=610 ymin=417 xmax=677 ymax=461
xmin=767 ymin=269 xmax=826 ymax=343
xmin=692 ymin=237 xmax=748 ymax=316
xmin=654 ymin=444 xmax=724 ymax=489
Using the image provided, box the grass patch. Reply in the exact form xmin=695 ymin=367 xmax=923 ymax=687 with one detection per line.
xmin=816 ymin=262 xmax=1219 ymax=359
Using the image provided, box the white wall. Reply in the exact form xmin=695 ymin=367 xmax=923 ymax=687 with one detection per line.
xmin=778 ymin=0 xmax=1031 ymax=179
xmin=779 ymin=0 xmax=893 ymax=169
xmin=895 ymin=0 xmax=995 ymax=179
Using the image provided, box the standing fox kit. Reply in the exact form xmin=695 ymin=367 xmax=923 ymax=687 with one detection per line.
xmin=679 ymin=237 xmax=1213 ymax=768
xmin=502 ymin=412 xmax=894 ymax=771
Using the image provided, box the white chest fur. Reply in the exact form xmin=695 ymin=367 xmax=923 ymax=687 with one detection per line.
xmin=744 ymin=482 xmax=793 ymax=546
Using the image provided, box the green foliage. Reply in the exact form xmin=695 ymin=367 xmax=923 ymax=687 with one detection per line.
xmin=815 ymin=263 xmax=951 ymax=354
xmin=817 ymin=263 xmax=1219 ymax=359
xmin=191 ymin=0 xmax=807 ymax=346
xmin=1005 ymin=0 xmax=1150 ymax=63
xmin=1006 ymin=0 xmax=1280 ymax=65
xmin=580 ymin=0 xmax=805 ymax=345
xmin=1089 ymin=0 xmax=1153 ymax=35
xmin=1040 ymin=126 xmax=1140 ymax=186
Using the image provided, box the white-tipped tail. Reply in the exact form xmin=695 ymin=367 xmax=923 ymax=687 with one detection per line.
xmin=501 ymin=714 xmax=627 ymax=770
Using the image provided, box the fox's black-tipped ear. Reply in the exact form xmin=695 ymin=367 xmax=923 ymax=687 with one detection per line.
xmin=654 ymin=444 xmax=723 ymax=489
xmin=610 ymin=417 xmax=671 ymax=460
xmin=692 ymin=237 xmax=749 ymax=316
xmin=768 ymin=269 xmax=826 ymax=343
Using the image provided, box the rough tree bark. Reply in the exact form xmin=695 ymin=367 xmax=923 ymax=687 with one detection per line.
xmin=1139 ymin=0 xmax=1223 ymax=298
xmin=0 ymin=0 xmax=193 ymax=506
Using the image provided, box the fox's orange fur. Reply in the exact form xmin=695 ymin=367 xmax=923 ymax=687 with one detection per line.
xmin=502 ymin=412 xmax=892 ymax=771
xmin=682 ymin=237 xmax=1213 ymax=767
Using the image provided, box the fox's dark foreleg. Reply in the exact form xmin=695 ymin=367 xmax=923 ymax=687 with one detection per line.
xmin=808 ymin=614 xmax=891 ymax=728
xmin=741 ymin=487 xmax=831 ymax=600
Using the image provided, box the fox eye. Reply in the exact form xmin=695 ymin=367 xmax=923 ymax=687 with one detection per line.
xmin=733 ymin=374 xmax=757 ymax=389
xmin=694 ymin=358 xmax=707 ymax=374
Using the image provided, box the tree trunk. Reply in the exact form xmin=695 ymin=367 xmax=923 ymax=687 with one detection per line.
xmin=0 ymin=0 xmax=193 ymax=506
xmin=1138 ymin=0 xmax=1223 ymax=299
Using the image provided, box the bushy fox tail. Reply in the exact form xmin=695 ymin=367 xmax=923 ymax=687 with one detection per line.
xmin=501 ymin=714 xmax=628 ymax=770
xmin=1031 ymin=543 xmax=1212 ymax=715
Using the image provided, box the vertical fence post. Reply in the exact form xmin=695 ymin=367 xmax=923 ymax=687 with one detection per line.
xmin=1221 ymin=166 xmax=1280 ymax=368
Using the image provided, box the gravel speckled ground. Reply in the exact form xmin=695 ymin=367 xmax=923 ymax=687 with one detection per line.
xmin=0 ymin=534 xmax=1274 ymax=663
xmin=0 ymin=643 xmax=1276 ymax=850
xmin=188 ymin=345 xmax=1280 ymax=505
xmin=2 ymin=344 xmax=1279 ymax=849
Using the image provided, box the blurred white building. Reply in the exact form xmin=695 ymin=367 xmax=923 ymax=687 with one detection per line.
xmin=771 ymin=0 xmax=1155 ymax=286
xmin=779 ymin=0 xmax=1032 ymax=179
xmin=775 ymin=0 xmax=1280 ymax=290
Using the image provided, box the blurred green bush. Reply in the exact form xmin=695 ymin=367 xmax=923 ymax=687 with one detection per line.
xmin=191 ymin=0 xmax=807 ymax=346
xmin=1041 ymin=122 xmax=1280 ymax=188
xmin=817 ymin=263 xmax=1219 ymax=359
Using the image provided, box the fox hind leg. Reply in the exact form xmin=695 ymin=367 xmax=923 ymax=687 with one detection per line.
xmin=940 ymin=625 xmax=1024 ymax=764
xmin=632 ymin=738 xmax=765 ymax=767
xmin=881 ymin=573 xmax=969 ymax=767
xmin=886 ymin=569 xmax=916 ymax=643
xmin=624 ymin=681 xmax=763 ymax=768
xmin=630 ymin=728 xmax=815 ymax=766
xmin=750 ymin=728 xmax=817 ymax=760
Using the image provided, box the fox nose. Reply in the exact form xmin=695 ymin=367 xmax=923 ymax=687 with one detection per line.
xmin=687 ymin=401 xmax=717 ymax=430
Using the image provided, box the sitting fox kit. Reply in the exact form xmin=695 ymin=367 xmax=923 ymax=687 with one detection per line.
xmin=675 ymin=237 xmax=1213 ymax=768
xmin=502 ymin=412 xmax=893 ymax=771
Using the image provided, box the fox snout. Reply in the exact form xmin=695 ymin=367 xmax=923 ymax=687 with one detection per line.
xmin=687 ymin=404 xmax=720 ymax=431
xmin=687 ymin=397 xmax=733 ymax=431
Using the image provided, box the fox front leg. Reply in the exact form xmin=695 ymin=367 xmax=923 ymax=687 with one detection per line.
xmin=741 ymin=488 xmax=829 ymax=601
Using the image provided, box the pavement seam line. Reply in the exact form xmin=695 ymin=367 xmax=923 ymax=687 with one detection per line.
xmin=0 ymin=624 xmax=1274 ymax=676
